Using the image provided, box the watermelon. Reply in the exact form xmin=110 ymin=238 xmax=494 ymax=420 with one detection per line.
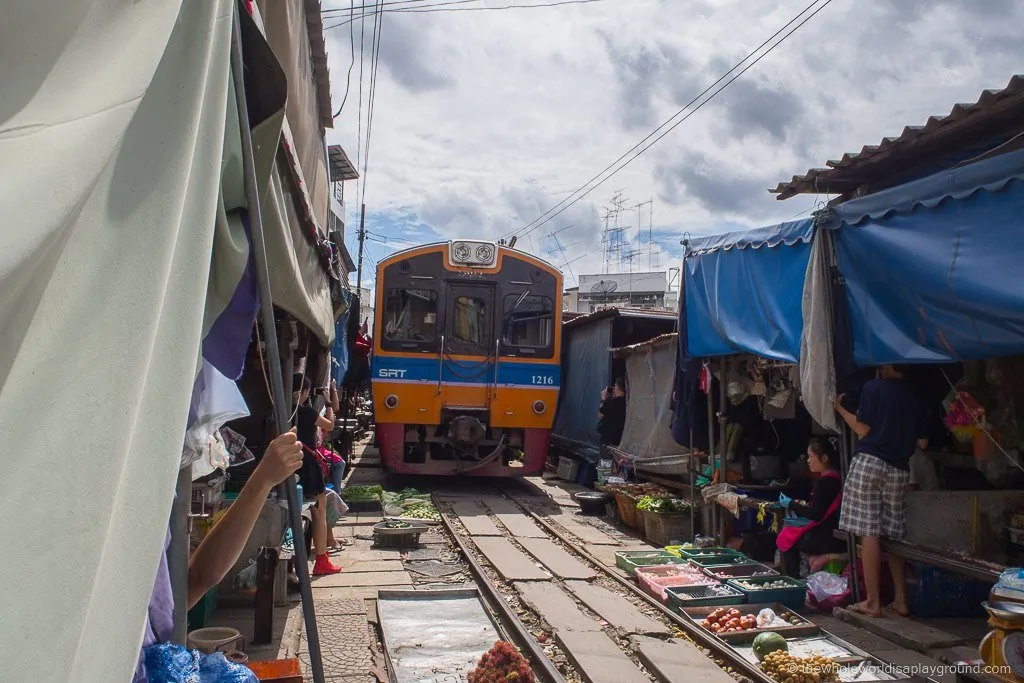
xmin=752 ymin=632 xmax=787 ymax=662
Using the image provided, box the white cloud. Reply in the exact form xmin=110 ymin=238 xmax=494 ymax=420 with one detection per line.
xmin=323 ymin=0 xmax=1022 ymax=287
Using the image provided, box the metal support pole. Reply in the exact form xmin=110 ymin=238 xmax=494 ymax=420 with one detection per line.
xmin=718 ymin=358 xmax=729 ymax=545
xmin=230 ymin=6 xmax=326 ymax=682
xmin=706 ymin=362 xmax=716 ymax=540
xmin=169 ymin=465 xmax=192 ymax=644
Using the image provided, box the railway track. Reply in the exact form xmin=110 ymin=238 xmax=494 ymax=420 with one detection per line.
xmin=418 ymin=478 xmax=774 ymax=683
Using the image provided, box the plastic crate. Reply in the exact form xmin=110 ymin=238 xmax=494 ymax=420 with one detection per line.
xmin=726 ymin=576 xmax=808 ymax=610
xmin=677 ymin=547 xmax=744 ymax=560
xmin=702 ymin=563 xmax=779 ymax=582
xmin=557 ymin=457 xmax=581 ymax=481
xmin=666 ymin=583 xmax=746 ymax=611
xmin=614 ymin=550 xmax=684 ymax=575
xmin=689 ymin=554 xmax=753 ymax=569
xmin=907 ymin=564 xmax=992 ymax=618
xmin=636 ymin=565 xmax=717 ymax=603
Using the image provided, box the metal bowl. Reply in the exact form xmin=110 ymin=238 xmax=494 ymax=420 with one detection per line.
xmin=983 ymin=601 xmax=1024 ymax=621
xmin=575 ymin=491 xmax=612 ymax=515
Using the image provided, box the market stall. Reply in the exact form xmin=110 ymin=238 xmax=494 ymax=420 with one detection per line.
xmin=811 ymin=145 xmax=1024 ymax=619
xmin=613 ymin=546 xmax=914 ymax=683
xmin=672 ymin=219 xmax=842 ymax=567
xmin=550 ymin=308 xmax=676 ymax=483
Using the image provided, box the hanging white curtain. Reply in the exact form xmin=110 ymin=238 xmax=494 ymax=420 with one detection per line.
xmin=0 ymin=1 xmax=233 ymax=680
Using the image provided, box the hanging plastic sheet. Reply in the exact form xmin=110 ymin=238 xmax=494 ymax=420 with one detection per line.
xmin=683 ymin=219 xmax=814 ymax=362
xmin=332 ymin=296 xmax=352 ymax=386
xmin=829 ymin=147 xmax=1024 ymax=365
xmin=552 ymin=317 xmax=613 ymax=446
xmin=186 ymin=360 xmax=251 ymax=479
xmin=618 ymin=336 xmax=687 ymax=462
xmin=0 ymin=1 xmax=234 ymax=680
xmin=798 ymin=234 xmax=840 ymax=433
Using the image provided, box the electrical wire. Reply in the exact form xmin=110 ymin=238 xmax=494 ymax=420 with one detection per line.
xmin=332 ymin=0 xmax=358 ymax=118
xmin=509 ymin=0 xmax=833 ymax=242
xmin=361 ymin=0 xmax=385 ymax=206
xmin=324 ymin=0 xmax=610 ymax=29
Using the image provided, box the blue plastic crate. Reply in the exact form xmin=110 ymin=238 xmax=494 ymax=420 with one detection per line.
xmin=907 ymin=564 xmax=992 ymax=618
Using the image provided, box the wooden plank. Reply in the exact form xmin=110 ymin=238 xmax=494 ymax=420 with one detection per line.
xmin=514 ymin=582 xmax=601 ymax=633
xmin=472 ymin=537 xmax=550 ymax=581
xmin=517 ymin=537 xmax=597 ymax=580
xmin=564 ymin=581 xmax=668 ymax=635
xmin=451 ymin=501 xmax=501 ymax=536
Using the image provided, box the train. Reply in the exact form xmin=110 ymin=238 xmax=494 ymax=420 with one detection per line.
xmin=371 ymin=239 xmax=563 ymax=476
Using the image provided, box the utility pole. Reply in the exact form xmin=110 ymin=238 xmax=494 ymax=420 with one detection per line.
xmin=355 ymin=203 xmax=367 ymax=296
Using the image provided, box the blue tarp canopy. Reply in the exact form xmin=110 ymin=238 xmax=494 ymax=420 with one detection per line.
xmin=829 ymin=146 xmax=1024 ymax=365
xmin=683 ymin=218 xmax=814 ymax=363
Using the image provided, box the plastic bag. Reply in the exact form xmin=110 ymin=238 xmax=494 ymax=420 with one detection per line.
xmin=756 ymin=608 xmax=788 ymax=629
xmin=143 ymin=644 xmax=257 ymax=683
xmin=185 ymin=360 xmax=251 ymax=477
xmin=994 ymin=568 xmax=1024 ymax=600
xmin=233 ymin=559 xmax=257 ymax=592
xmin=806 ymin=571 xmax=848 ymax=602
xmin=199 ymin=652 xmax=257 ymax=683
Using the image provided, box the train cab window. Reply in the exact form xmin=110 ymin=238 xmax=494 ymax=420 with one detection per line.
xmin=452 ymin=295 xmax=487 ymax=345
xmin=383 ymin=288 xmax=438 ymax=344
xmin=502 ymin=294 xmax=554 ymax=350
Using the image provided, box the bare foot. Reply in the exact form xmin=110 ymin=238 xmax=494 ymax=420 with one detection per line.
xmin=886 ymin=602 xmax=911 ymax=618
xmin=848 ymin=601 xmax=882 ymax=618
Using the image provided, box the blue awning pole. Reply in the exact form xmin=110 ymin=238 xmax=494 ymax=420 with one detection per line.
xmin=819 ymin=227 xmax=861 ymax=605
xmin=230 ymin=4 xmax=326 ymax=682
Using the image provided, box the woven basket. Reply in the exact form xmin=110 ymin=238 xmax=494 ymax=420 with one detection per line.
xmin=644 ymin=511 xmax=692 ymax=546
xmin=615 ymin=492 xmax=639 ymax=530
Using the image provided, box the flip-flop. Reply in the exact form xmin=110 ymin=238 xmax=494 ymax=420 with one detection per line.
xmin=886 ymin=603 xmax=911 ymax=618
xmin=847 ymin=602 xmax=882 ymax=618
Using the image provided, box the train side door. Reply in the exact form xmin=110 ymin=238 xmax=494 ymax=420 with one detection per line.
xmin=444 ymin=283 xmax=495 ymax=409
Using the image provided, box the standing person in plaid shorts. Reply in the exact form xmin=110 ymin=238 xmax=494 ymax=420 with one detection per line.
xmin=834 ymin=365 xmax=929 ymax=618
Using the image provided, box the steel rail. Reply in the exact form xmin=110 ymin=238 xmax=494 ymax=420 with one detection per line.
xmin=512 ymin=497 xmax=776 ymax=683
xmin=433 ymin=494 xmax=566 ymax=683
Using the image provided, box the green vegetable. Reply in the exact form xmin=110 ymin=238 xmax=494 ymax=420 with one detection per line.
xmin=752 ymin=632 xmax=788 ymax=662
xmin=341 ymin=485 xmax=383 ymax=502
xmin=402 ymin=502 xmax=441 ymax=521
xmin=636 ymin=495 xmax=693 ymax=514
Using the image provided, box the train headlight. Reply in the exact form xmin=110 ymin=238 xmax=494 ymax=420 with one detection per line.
xmin=450 ymin=240 xmax=497 ymax=267
xmin=532 ymin=400 xmax=546 ymax=414
xmin=384 ymin=394 xmax=399 ymax=409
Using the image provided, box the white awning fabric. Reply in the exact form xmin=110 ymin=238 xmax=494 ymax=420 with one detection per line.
xmin=0 ymin=1 xmax=233 ymax=681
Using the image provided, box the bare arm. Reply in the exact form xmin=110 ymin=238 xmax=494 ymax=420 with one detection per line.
xmin=316 ymin=412 xmax=334 ymax=433
xmin=187 ymin=430 xmax=302 ymax=608
xmin=834 ymin=395 xmax=871 ymax=438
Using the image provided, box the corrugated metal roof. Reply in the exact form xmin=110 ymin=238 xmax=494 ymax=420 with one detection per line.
xmin=563 ymin=306 xmax=677 ymax=330
xmin=612 ymin=333 xmax=678 ymax=356
xmin=328 ymin=145 xmax=359 ymax=182
xmin=771 ymin=74 xmax=1024 ymax=200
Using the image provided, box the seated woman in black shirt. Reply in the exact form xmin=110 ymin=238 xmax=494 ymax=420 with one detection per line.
xmin=777 ymin=437 xmax=845 ymax=577
xmin=294 ymin=374 xmax=343 ymax=576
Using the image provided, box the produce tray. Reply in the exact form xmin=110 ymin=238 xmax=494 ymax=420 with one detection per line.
xmin=702 ymin=563 xmax=779 ymax=582
xmin=614 ymin=550 xmax=685 ymax=575
xmin=678 ymin=603 xmax=818 ymax=643
xmin=728 ymin=630 xmax=909 ymax=680
xmin=688 ymin=554 xmax=753 ymax=569
xmin=345 ymin=498 xmax=383 ymax=513
xmin=673 ymin=546 xmax=745 ymax=560
xmin=726 ymin=576 xmax=807 ymax=610
xmin=636 ymin=564 xmax=718 ymax=603
xmin=666 ymin=584 xmax=746 ymax=610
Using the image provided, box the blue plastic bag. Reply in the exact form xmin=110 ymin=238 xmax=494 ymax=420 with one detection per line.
xmin=143 ymin=644 xmax=256 ymax=683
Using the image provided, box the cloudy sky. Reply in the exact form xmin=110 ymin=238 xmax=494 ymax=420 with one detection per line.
xmin=321 ymin=0 xmax=1021 ymax=290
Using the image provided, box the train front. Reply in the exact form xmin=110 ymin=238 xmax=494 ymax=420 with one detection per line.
xmin=372 ymin=240 xmax=562 ymax=476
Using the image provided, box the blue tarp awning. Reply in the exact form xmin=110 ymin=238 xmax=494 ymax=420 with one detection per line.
xmin=683 ymin=218 xmax=814 ymax=363
xmin=829 ymin=146 xmax=1024 ymax=365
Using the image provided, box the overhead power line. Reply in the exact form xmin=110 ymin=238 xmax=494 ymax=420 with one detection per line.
xmin=332 ymin=0 xmax=357 ymax=118
xmin=511 ymin=0 xmax=833 ymax=242
xmin=324 ymin=0 xmax=610 ymax=29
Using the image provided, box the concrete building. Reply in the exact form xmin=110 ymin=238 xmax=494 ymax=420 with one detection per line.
xmin=574 ymin=271 xmax=673 ymax=313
